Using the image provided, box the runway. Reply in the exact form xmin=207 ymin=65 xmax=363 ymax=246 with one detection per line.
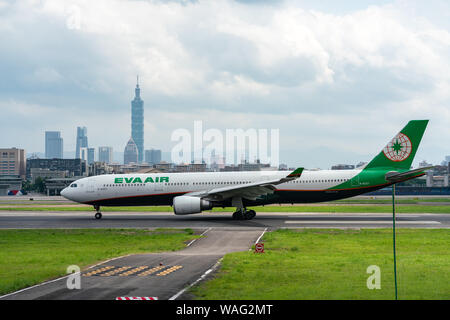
xmin=0 ymin=211 xmax=448 ymax=229
xmin=0 ymin=228 xmax=264 ymax=300
xmin=1 ymin=210 xmax=448 ymax=300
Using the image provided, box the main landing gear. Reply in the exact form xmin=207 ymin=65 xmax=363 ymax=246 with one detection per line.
xmin=94 ymin=205 xmax=102 ymax=220
xmin=232 ymin=208 xmax=256 ymax=220
xmin=231 ymin=197 xmax=256 ymax=220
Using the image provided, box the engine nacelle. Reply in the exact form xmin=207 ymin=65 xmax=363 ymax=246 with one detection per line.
xmin=173 ymin=196 xmax=213 ymax=215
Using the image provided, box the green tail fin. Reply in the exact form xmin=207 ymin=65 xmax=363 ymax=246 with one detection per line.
xmin=364 ymin=120 xmax=429 ymax=170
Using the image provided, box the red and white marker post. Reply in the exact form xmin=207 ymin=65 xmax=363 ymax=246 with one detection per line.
xmin=254 ymin=243 xmax=264 ymax=253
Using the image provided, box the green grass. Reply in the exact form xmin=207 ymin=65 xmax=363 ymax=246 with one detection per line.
xmin=249 ymin=205 xmax=450 ymax=213
xmin=334 ymin=198 xmax=450 ymax=204
xmin=191 ymin=229 xmax=450 ymax=300
xmin=0 ymin=228 xmax=199 ymax=295
xmin=1 ymin=205 xmax=450 ymax=213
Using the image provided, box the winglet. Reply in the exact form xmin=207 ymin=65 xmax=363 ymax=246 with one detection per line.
xmin=287 ymin=167 xmax=304 ymax=178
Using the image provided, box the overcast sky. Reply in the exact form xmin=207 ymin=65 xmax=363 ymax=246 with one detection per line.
xmin=1 ymin=0 xmax=449 ymax=168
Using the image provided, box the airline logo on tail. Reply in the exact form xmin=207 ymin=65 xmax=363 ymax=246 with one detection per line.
xmin=382 ymin=133 xmax=412 ymax=162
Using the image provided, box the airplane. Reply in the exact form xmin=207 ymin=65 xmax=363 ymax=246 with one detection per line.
xmin=61 ymin=120 xmax=431 ymax=220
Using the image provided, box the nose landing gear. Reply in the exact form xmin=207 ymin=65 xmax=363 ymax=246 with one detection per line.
xmin=94 ymin=205 xmax=102 ymax=220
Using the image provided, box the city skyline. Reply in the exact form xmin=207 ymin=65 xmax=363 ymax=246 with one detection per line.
xmin=1 ymin=1 xmax=450 ymax=169
xmin=12 ymin=78 xmax=450 ymax=168
xmin=33 ymin=78 xmax=161 ymax=165
xmin=8 ymin=82 xmax=450 ymax=168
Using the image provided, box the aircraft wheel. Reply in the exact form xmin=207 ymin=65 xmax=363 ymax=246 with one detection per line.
xmin=233 ymin=210 xmax=255 ymax=220
xmin=95 ymin=212 xmax=102 ymax=220
xmin=232 ymin=211 xmax=244 ymax=220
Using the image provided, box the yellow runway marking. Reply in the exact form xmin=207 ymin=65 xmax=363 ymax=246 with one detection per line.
xmin=156 ymin=265 xmax=183 ymax=276
xmin=83 ymin=266 xmax=115 ymax=277
xmin=137 ymin=265 xmax=166 ymax=276
xmin=100 ymin=266 xmax=133 ymax=277
xmin=119 ymin=266 xmax=149 ymax=276
xmin=83 ymin=265 xmax=183 ymax=277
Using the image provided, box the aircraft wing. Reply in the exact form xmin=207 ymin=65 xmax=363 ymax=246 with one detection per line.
xmin=186 ymin=167 xmax=304 ymax=201
xmin=385 ymin=166 xmax=434 ymax=182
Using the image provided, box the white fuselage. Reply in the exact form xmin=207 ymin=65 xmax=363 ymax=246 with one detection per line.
xmin=61 ymin=170 xmax=361 ymax=205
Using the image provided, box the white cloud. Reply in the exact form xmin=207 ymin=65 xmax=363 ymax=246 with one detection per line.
xmin=27 ymin=67 xmax=63 ymax=84
xmin=0 ymin=0 xmax=449 ymax=167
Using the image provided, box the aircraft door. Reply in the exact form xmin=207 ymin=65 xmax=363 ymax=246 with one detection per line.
xmin=145 ymin=181 xmax=154 ymax=195
xmin=154 ymin=177 xmax=166 ymax=192
xmin=86 ymin=180 xmax=95 ymax=194
xmin=85 ymin=179 xmax=98 ymax=201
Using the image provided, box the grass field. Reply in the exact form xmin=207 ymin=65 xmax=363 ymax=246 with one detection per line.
xmin=191 ymin=229 xmax=450 ymax=300
xmin=0 ymin=228 xmax=199 ymax=295
xmin=335 ymin=198 xmax=450 ymax=204
xmin=1 ymin=205 xmax=450 ymax=213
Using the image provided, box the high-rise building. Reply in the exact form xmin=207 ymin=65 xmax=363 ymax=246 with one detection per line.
xmin=79 ymin=147 xmax=88 ymax=162
xmin=45 ymin=131 xmax=63 ymax=159
xmin=145 ymin=149 xmax=161 ymax=165
xmin=131 ymin=76 xmax=144 ymax=163
xmin=124 ymin=138 xmax=138 ymax=164
xmin=0 ymin=148 xmax=26 ymax=179
xmin=75 ymin=127 xmax=88 ymax=159
xmin=98 ymin=146 xmax=113 ymax=164
xmin=87 ymin=148 xmax=95 ymax=165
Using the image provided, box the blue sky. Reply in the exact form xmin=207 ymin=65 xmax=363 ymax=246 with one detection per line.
xmin=0 ymin=0 xmax=449 ymax=168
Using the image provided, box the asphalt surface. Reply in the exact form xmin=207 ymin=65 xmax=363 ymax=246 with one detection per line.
xmin=0 ymin=228 xmax=264 ymax=300
xmin=0 ymin=211 xmax=448 ymax=229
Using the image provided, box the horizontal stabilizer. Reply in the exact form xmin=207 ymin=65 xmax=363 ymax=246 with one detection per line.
xmin=385 ymin=166 xmax=434 ymax=182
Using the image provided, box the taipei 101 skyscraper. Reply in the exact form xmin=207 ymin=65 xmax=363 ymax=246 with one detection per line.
xmin=131 ymin=76 xmax=144 ymax=163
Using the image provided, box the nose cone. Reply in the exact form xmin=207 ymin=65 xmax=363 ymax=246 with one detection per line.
xmin=60 ymin=187 xmax=69 ymax=199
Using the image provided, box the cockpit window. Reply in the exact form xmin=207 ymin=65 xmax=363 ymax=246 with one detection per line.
xmin=70 ymin=184 xmax=77 ymax=188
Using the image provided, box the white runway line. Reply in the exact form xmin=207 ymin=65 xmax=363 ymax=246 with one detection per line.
xmin=255 ymin=227 xmax=268 ymax=245
xmin=169 ymin=258 xmax=223 ymax=301
xmin=284 ymin=220 xmax=441 ymax=224
xmin=186 ymin=227 xmax=212 ymax=247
